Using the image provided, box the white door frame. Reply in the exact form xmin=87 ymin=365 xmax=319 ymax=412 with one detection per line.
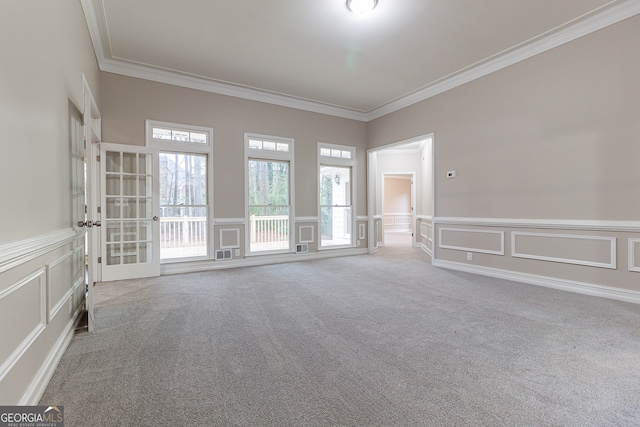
xmin=367 ymin=133 xmax=435 ymax=258
xmin=83 ymin=75 xmax=101 ymax=332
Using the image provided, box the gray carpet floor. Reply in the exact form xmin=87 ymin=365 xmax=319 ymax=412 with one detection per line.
xmin=40 ymin=244 xmax=640 ymax=426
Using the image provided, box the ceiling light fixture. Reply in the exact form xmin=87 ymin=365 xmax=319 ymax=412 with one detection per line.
xmin=346 ymin=0 xmax=378 ymax=15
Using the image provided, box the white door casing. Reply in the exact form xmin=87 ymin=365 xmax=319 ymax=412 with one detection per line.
xmin=83 ymin=76 xmax=100 ymax=331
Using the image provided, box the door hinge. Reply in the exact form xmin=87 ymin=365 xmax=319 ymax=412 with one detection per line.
xmin=96 ymin=155 xmax=100 ymax=162
xmin=97 ymin=206 xmax=101 ymax=214
xmin=97 ymin=257 xmax=102 ymax=264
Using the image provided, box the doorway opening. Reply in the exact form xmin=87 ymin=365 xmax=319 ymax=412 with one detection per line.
xmin=367 ymin=134 xmax=434 ymax=258
xmin=382 ymin=173 xmax=414 ymax=247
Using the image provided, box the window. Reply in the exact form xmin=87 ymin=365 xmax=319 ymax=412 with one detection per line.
xmin=245 ymin=134 xmax=294 ymax=254
xmin=147 ymin=120 xmax=212 ymax=261
xmin=319 ymin=143 xmax=355 ymax=248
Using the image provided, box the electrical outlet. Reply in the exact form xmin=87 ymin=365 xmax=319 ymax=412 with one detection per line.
xmin=467 ymin=252 xmax=473 ymax=261
xmin=235 ymin=249 xmax=240 ymax=257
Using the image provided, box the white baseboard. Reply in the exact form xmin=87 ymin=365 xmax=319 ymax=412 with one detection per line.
xmin=19 ymin=309 xmax=83 ymax=405
xmin=162 ymin=248 xmax=369 ymax=275
xmin=433 ymin=259 xmax=640 ymax=305
xmin=418 ymin=242 xmax=432 ymax=257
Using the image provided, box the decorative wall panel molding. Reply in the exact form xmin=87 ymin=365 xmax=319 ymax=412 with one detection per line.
xmin=299 ymin=225 xmax=315 ymax=244
xmin=439 ymin=227 xmax=504 ymax=255
xmin=629 ymin=239 xmax=640 ymax=273
xmin=219 ymin=228 xmax=241 ymax=249
xmin=420 ymin=222 xmax=431 ymax=241
xmin=0 ymin=268 xmax=46 ymax=382
xmin=47 ymin=249 xmax=75 ymax=322
xmin=511 ymin=232 xmax=616 ymax=269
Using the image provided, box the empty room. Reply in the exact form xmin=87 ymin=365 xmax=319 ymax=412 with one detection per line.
xmin=1 ymin=0 xmax=639 ymax=425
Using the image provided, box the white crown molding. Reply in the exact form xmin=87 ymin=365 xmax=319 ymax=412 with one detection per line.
xmin=81 ymin=0 xmax=640 ymax=123
xmin=99 ymin=58 xmax=370 ymax=122
xmin=433 ymin=259 xmax=640 ymax=305
xmin=366 ymin=0 xmax=640 ymax=120
xmin=434 ymin=217 xmax=640 ymax=233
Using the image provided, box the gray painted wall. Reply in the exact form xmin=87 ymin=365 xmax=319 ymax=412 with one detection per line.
xmin=0 ymin=0 xmax=100 ymax=404
xmin=367 ymin=15 xmax=640 ymax=293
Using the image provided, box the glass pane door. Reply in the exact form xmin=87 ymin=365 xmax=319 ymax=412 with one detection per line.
xmin=101 ymin=143 xmax=159 ymax=281
xmin=248 ymin=159 xmax=290 ymax=253
xmin=320 ymin=165 xmax=352 ymax=247
xmin=159 ymin=153 xmax=208 ymax=260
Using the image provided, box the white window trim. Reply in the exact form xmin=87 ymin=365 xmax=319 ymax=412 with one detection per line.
xmin=244 ymin=133 xmax=295 ymax=256
xmin=318 ymin=142 xmax=356 ymax=250
xmin=146 ymin=119 xmax=214 ymax=262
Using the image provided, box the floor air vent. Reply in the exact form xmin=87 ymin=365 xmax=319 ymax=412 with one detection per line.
xmin=215 ymin=249 xmax=232 ymax=260
xmin=296 ymin=244 xmax=308 ymax=253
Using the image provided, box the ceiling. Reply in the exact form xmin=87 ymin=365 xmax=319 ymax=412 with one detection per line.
xmin=81 ymin=0 xmax=639 ymax=121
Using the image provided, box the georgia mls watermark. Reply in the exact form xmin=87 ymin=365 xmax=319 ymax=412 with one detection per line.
xmin=0 ymin=406 xmax=64 ymax=427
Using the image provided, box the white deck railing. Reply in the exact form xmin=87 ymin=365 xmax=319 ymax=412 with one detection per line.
xmin=160 ymin=216 xmax=207 ymax=248
xmin=159 ymin=215 xmax=291 ymax=254
xmin=249 ymin=215 xmax=289 ymax=251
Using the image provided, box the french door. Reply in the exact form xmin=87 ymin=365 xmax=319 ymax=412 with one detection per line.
xmin=100 ymin=143 xmax=160 ymax=281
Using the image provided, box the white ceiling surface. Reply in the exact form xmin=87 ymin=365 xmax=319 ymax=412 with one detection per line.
xmin=83 ymin=0 xmax=640 ymax=121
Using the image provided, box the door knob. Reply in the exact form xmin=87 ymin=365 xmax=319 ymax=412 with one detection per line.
xmin=78 ymin=220 xmax=101 ymax=228
xmin=153 ymin=216 xmax=159 ymax=221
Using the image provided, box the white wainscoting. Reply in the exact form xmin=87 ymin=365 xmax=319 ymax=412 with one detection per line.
xmin=511 ymin=232 xmax=616 ymax=269
xmin=438 ymin=227 xmax=505 ymax=256
xmin=0 ymin=229 xmax=77 ymax=275
xmin=432 ymin=217 xmax=640 ymax=303
xmin=384 ymin=213 xmax=411 ymax=229
xmin=0 ymin=229 xmax=85 ymax=404
xmin=630 ymin=239 xmax=640 ymax=273
xmin=419 ymin=220 xmax=433 ymax=256
xmin=435 ymin=217 xmax=640 ymax=232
